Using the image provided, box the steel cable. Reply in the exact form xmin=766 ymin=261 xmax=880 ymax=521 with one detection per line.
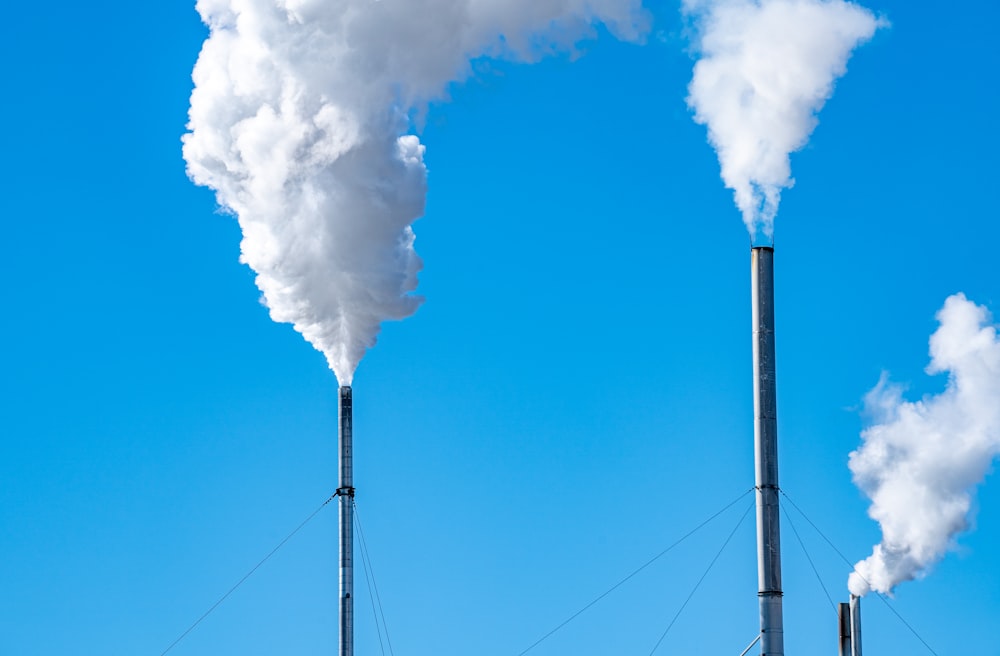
xmin=355 ymin=508 xmax=386 ymax=656
xmin=647 ymin=500 xmax=755 ymax=655
xmin=514 ymin=488 xmax=754 ymax=656
xmin=780 ymin=504 xmax=838 ymax=618
xmin=354 ymin=500 xmax=394 ymax=656
xmin=158 ymin=491 xmax=338 ymax=656
xmin=779 ymin=489 xmax=940 ymax=656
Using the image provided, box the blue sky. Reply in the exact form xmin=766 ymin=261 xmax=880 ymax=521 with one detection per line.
xmin=1 ymin=1 xmax=998 ymax=654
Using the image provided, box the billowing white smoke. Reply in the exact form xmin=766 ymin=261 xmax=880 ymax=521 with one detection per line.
xmin=848 ymin=294 xmax=1000 ymax=596
xmin=683 ymin=0 xmax=884 ymax=240
xmin=183 ymin=0 xmax=648 ymax=385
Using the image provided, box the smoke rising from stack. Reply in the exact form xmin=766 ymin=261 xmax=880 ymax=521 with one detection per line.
xmin=849 ymin=294 xmax=1000 ymax=596
xmin=683 ymin=0 xmax=884 ymax=240
xmin=183 ymin=0 xmax=649 ymax=385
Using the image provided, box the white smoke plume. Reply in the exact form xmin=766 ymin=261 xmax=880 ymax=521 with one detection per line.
xmin=183 ymin=0 xmax=648 ymax=385
xmin=683 ymin=0 xmax=884 ymax=240
xmin=848 ymin=294 xmax=1000 ymax=596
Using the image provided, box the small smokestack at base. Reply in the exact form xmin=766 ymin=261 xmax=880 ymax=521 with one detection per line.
xmin=850 ymin=594 xmax=863 ymax=656
xmin=338 ymin=386 xmax=354 ymax=656
xmin=838 ymin=602 xmax=851 ymax=656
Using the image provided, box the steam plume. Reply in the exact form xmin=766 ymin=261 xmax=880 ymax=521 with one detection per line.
xmin=183 ymin=0 xmax=648 ymax=385
xmin=683 ymin=0 xmax=884 ymax=239
xmin=849 ymin=294 xmax=1000 ymax=596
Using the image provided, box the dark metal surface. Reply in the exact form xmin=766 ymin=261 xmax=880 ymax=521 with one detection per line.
xmin=839 ymin=602 xmax=852 ymax=656
xmin=752 ymin=247 xmax=784 ymax=655
xmin=339 ymin=386 xmax=354 ymax=656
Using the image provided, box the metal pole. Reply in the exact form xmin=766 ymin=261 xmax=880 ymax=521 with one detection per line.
xmin=338 ymin=385 xmax=354 ymax=656
xmin=838 ymin=602 xmax=852 ymax=656
xmin=849 ymin=595 xmax=863 ymax=656
xmin=752 ymin=246 xmax=784 ymax=655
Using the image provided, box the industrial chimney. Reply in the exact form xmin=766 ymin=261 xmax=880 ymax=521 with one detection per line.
xmin=849 ymin=594 xmax=863 ymax=656
xmin=338 ymin=386 xmax=354 ymax=656
xmin=838 ymin=602 xmax=851 ymax=656
xmin=752 ymin=246 xmax=784 ymax=655
xmin=837 ymin=596 xmax=863 ymax=656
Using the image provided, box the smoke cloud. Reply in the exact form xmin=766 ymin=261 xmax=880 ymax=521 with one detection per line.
xmin=183 ymin=0 xmax=648 ymax=385
xmin=683 ymin=0 xmax=884 ymax=240
xmin=848 ymin=294 xmax=1000 ymax=596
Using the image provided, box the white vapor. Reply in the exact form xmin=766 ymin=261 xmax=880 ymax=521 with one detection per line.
xmin=683 ymin=0 xmax=884 ymax=239
xmin=183 ymin=0 xmax=648 ymax=385
xmin=848 ymin=294 xmax=1000 ymax=596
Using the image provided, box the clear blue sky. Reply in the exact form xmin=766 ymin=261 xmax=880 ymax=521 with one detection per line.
xmin=1 ymin=1 xmax=998 ymax=654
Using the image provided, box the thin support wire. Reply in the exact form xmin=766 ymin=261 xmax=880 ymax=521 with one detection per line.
xmin=354 ymin=509 xmax=386 ymax=656
xmin=780 ymin=504 xmax=838 ymax=617
xmin=874 ymin=595 xmax=941 ymax=656
xmin=779 ymin=489 xmax=940 ymax=656
xmin=158 ymin=491 xmax=338 ymax=656
xmin=353 ymin=500 xmax=393 ymax=656
xmin=738 ymin=634 xmax=761 ymax=656
xmin=647 ymin=500 xmax=755 ymax=656
xmin=515 ymin=487 xmax=755 ymax=656
xmin=778 ymin=491 xmax=856 ymax=570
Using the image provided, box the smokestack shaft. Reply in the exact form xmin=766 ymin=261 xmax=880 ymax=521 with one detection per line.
xmin=838 ymin=602 xmax=852 ymax=656
xmin=339 ymin=386 xmax=354 ymax=656
xmin=850 ymin=595 xmax=863 ymax=656
xmin=752 ymin=247 xmax=784 ymax=655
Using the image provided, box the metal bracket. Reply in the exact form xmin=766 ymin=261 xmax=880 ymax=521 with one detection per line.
xmin=335 ymin=486 xmax=355 ymax=498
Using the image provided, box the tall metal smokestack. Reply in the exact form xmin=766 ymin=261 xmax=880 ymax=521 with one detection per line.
xmin=338 ymin=386 xmax=354 ymax=656
xmin=752 ymin=246 xmax=784 ymax=655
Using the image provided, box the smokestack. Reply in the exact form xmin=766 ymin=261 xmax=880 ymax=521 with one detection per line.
xmin=838 ymin=602 xmax=851 ymax=656
xmin=338 ymin=386 xmax=354 ymax=656
xmin=752 ymin=246 xmax=783 ymax=655
xmin=849 ymin=594 xmax=863 ymax=656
